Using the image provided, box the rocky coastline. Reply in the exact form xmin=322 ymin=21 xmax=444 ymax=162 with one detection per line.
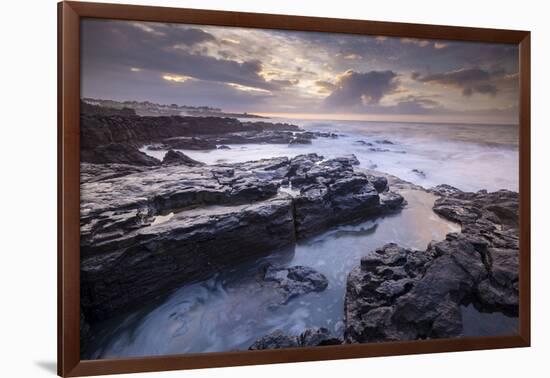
xmin=80 ymin=151 xmax=404 ymax=324
xmin=79 ymin=110 xmax=519 ymax=354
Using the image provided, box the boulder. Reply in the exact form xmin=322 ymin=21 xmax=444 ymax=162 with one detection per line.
xmin=249 ymin=328 xmax=341 ymax=350
xmin=263 ymin=265 xmax=328 ymax=303
xmin=161 ymin=149 xmax=204 ymax=166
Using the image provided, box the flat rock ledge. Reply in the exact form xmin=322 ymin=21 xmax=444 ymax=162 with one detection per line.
xmin=249 ymin=328 xmax=342 ymax=350
xmin=344 ymin=186 xmax=519 ymax=343
xmin=80 ymin=153 xmax=404 ymax=322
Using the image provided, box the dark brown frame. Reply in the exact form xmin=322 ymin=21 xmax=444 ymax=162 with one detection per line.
xmin=58 ymin=1 xmax=531 ymax=376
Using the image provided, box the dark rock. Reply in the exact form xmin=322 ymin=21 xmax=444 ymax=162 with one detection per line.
xmin=263 ymin=265 xmax=328 ymax=303
xmin=81 ymin=143 xmax=161 ymax=166
xmin=289 ymin=135 xmax=313 ymax=144
xmin=375 ymin=139 xmax=394 ymax=145
xmin=146 ymin=144 xmax=168 ymax=151
xmin=412 ymin=169 xmax=426 ymax=178
xmin=81 ymin=197 xmax=296 ymax=322
xmin=249 ymin=330 xmax=300 ymax=350
xmin=80 ymin=163 xmax=150 ymax=183
xmin=366 ymin=175 xmax=388 ymax=192
xmin=161 ymin=150 xmax=204 ymax=166
xmin=217 ymin=145 xmax=231 ymax=149
xmin=354 ymin=140 xmax=373 ymax=146
xmin=249 ymin=328 xmax=341 ymax=350
xmin=162 ymin=136 xmax=217 ymax=150
xmin=80 ymin=153 xmax=404 ymax=322
xmin=80 ymin=113 xmax=302 ymax=150
xmin=299 ymin=327 xmax=342 ymax=346
xmin=379 ymin=191 xmax=405 ymax=210
xmin=344 ymin=187 xmax=519 ymax=343
xmin=332 ymin=154 xmax=360 ymax=166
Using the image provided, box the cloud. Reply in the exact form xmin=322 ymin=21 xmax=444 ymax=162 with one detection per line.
xmin=81 ymin=19 xmax=279 ymax=92
xmin=315 ymin=80 xmax=336 ymax=93
xmin=413 ymin=68 xmax=499 ymax=96
xmin=324 ymin=70 xmax=399 ymax=107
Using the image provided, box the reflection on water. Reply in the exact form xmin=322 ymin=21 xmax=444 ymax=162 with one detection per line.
xmin=86 ymin=189 xmax=468 ymax=359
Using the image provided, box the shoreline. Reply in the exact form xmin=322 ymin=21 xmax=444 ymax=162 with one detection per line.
xmin=79 ymin=111 xmax=519 ymax=358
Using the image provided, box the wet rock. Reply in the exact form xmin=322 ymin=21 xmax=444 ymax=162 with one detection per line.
xmin=161 ymin=150 xmax=204 ymax=166
xmin=80 ymin=153 xmax=404 ymax=322
xmin=412 ymin=169 xmax=426 ymax=178
xmin=354 ymin=140 xmax=373 ymax=146
xmin=249 ymin=330 xmax=300 ymax=350
xmin=80 ymin=163 xmax=150 ymax=183
xmin=81 ymin=197 xmax=296 ymax=321
xmin=369 ymin=147 xmax=391 ymax=152
xmin=287 ymin=154 xmax=402 ymax=238
xmin=366 ymin=175 xmax=388 ymax=193
xmin=344 ymin=187 xmax=519 ymax=343
xmin=249 ymin=327 xmax=341 ymax=350
xmin=162 ymin=136 xmax=217 ymax=150
xmin=263 ymin=265 xmax=328 ymax=303
xmin=289 ymin=135 xmax=313 ymax=144
xmin=299 ymin=327 xmax=341 ymax=346
xmin=80 ymin=143 xmax=161 ymax=166
xmin=379 ymin=191 xmax=405 ymax=210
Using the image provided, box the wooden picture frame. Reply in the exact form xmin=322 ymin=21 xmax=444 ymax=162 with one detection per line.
xmin=58 ymin=1 xmax=531 ymax=376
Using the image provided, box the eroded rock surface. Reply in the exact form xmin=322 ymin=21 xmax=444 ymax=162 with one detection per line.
xmin=344 ymin=186 xmax=519 ymax=343
xmin=249 ymin=328 xmax=341 ymax=350
xmin=81 ymin=153 xmax=404 ymax=322
xmin=262 ymin=265 xmax=329 ymax=303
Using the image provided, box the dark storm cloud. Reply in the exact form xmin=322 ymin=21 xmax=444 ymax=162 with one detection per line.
xmin=413 ymin=68 xmax=499 ymax=97
xmin=81 ymin=19 xmax=279 ymax=91
xmin=324 ymin=70 xmax=399 ymax=107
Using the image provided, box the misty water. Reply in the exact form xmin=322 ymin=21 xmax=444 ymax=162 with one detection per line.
xmin=86 ymin=120 xmax=519 ymax=359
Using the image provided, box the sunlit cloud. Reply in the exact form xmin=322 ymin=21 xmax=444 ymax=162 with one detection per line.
xmin=227 ymin=83 xmax=271 ymax=94
xmin=162 ymin=74 xmax=193 ymax=83
xmin=434 ymin=42 xmax=448 ymax=49
xmin=344 ymin=53 xmax=362 ymax=60
xmin=130 ymin=67 xmax=142 ymax=72
xmin=131 ymin=22 xmax=165 ymax=36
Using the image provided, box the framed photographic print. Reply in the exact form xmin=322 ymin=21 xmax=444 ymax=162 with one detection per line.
xmin=58 ymin=1 xmax=530 ymax=376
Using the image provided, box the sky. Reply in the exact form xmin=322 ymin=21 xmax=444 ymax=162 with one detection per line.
xmin=81 ymin=18 xmax=519 ymax=124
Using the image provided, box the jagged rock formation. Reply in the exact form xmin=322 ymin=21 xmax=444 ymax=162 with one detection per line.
xmin=344 ymin=186 xmax=519 ymax=342
xmin=249 ymin=328 xmax=341 ymax=350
